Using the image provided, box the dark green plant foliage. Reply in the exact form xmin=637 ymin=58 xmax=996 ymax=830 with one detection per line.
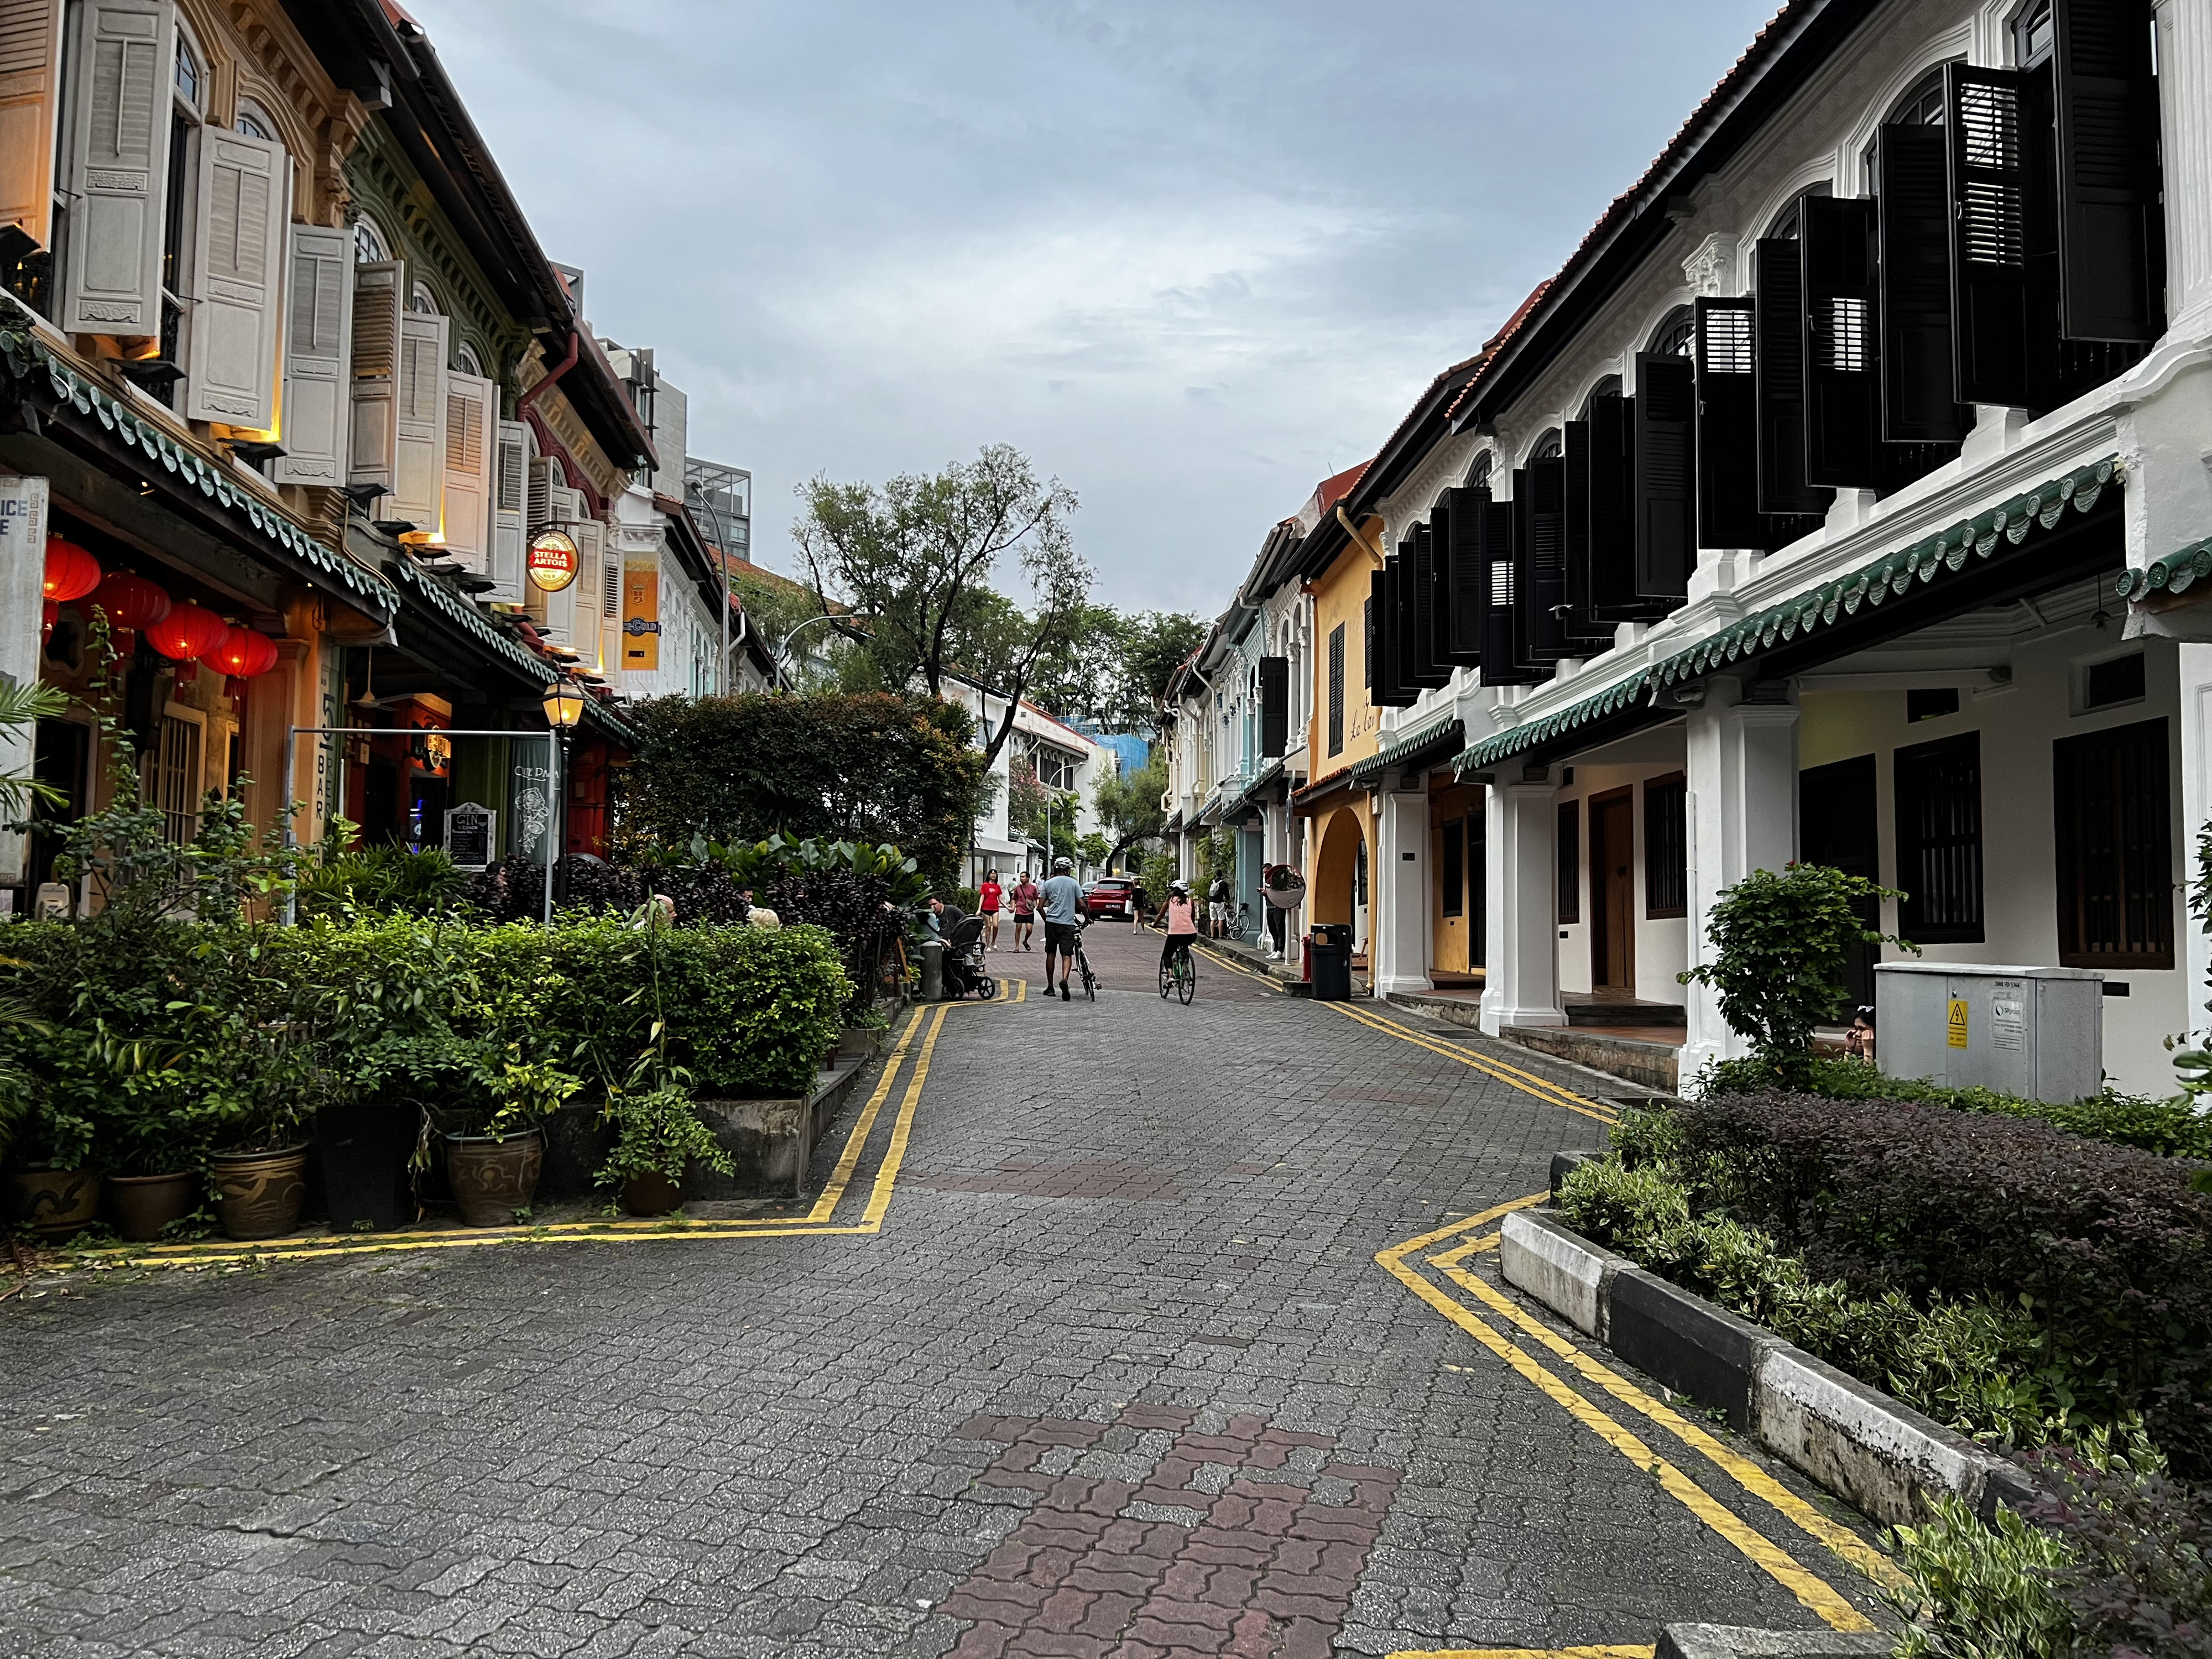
xmin=1577 ymin=1094 xmax=2212 ymax=1472
xmin=462 ymin=856 xmax=754 ymax=927
xmin=612 ymin=692 xmax=987 ymax=890
xmin=1705 ymin=1055 xmax=2212 ymax=1160
xmin=2023 ymin=1444 xmax=2212 ymax=1658
xmin=1677 ymin=863 xmax=1912 ymax=1082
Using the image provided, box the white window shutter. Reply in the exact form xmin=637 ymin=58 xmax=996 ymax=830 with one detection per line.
xmin=0 ymin=0 xmax=65 ymax=245
xmin=272 ymin=223 xmax=350 ymax=484
xmin=347 ymin=259 xmax=401 ymax=494
xmin=572 ymin=516 xmax=604 ymax=664
xmin=525 ymin=453 xmax=555 ymax=537
xmin=438 ymin=370 xmax=493 ymax=566
xmin=183 ymin=128 xmax=288 ymax=427
xmin=489 ymin=418 xmax=526 ymax=600
xmin=388 ymin=309 xmax=447 ymax=529
xmin=59 ymin=0 xmax=173 ymax=336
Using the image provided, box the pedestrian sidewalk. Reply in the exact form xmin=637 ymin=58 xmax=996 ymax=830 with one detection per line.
xmin=1192 ymin=930 xmax=1377 ymax=998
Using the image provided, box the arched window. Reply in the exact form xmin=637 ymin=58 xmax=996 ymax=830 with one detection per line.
xmin=235 ymin=100 xmax=278 ymax=141
xmin=353 ymin=215 xmax=390 ymax=265
xmin=455 ymin=341 xmax=484 ymax=377
xmin=1465 ymin=450 xmax=1495 ymax=489
xmin=2015 ymin=0 xmax=2053 ymax=67
xmin=174 ymin=30 xmax=202 ymax=109
xmin=1647 ymin=307 xmax=1696 ymax=357
xmin=1887 ymin=67 xmax=1947 ymax=128
xmin=409 ymin=281 xmax=441 ymax=316
xmin=1764 ymin=183 xmax=1833 ymax=241
xmin=1531 ymin=429 xmax=1564 ymax=463
xmin=1579 ymin=374 xmax=1623 ymax=417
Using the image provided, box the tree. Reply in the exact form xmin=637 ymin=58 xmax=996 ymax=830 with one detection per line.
xmin=794 ymin=445 xmax=1091 ymax=769
xmin=1092 ymin=755 xmax=1167 ymax=867
xmin=1114 ymin=612 xmax=1208 ymax=733
xmin=1024 ymin=607 xmax=1207 ymax=734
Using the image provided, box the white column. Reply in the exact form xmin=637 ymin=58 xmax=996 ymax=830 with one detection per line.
xmin=0 ymin=477 xmax=49 ymax=890
xmin=2158 ymin=0 xmax=2212 ymax=330
xmin=1479 ymin=779 xmax=1564 ymax=1033
xmin=2179 ymin=643 xmax=2212 ymax=1047
xmin=1375 ymin=787 xmax=1433 ymax=995
xmin=1679 ymin=679 xmax=1801 ymax=1082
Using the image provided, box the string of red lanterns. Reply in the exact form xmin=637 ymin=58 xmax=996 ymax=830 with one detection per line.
xmin=41 ymin=533 xmax=279 ymax=679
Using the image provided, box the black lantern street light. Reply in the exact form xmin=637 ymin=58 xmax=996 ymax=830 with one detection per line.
xmin=541 ymin=677 xmax=587 ymax=915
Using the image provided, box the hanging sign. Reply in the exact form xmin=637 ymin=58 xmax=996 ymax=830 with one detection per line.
xmin=622 ymin=563 xmax=660 ymax=670
xmin=526 ymin=529 xmax=580 ymax=592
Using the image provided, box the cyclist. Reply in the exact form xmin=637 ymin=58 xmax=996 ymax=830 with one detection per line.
xmin=1039 ymin=856 xmax=1085 ymax=1001
xmin=1159 ymin=879 xmax=1198 ymax=984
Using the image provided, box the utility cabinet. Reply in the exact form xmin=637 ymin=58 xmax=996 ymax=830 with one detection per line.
xmin=1873 ymin=962 xmax=2103 ymax=1104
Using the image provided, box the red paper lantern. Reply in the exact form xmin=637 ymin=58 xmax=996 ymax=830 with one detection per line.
xmin=88 ymin=571 xmax=171 ymax=633
xmin=146 ymin=601 xmax=230 ymax=662
xmin=210 ymin=625 xmax=279 ymax=677
xmin=42 ymin=534 xmax=102 ymax=603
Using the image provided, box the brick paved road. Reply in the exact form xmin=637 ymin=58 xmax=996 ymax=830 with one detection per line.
xmin=981 ymin=915 xmax=1277 ymax=1004
xmin=0 ymin=973 xmax=1887 ymax=1658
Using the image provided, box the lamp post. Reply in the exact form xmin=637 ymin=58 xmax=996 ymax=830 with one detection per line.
xmin=685 ymin=479 xmax=735 ymax=695
xmin=773 ymin=610 xmax=843 ymax=690
xmin=541 ymin=677 xmax=587 ymax=922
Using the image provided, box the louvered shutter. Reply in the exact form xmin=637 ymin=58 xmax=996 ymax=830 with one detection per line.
xmin=58 ymin=0 xmax=173 ymax=336
xmin=439 ymin=371 xmax=494 ymax=566
xmin=1876 ymin=126 xmax=1965 ymax=443
xmin=388 ymin=310 xmax=448 ymax=529
xmin=488 ymin=419 xmax=526 ymax=600
xmin=182 ymin=129 xmax=288 ymax=427
xmin=1474 ymin=495 xmax=1533 ymax=685
xmin=1513 ymin=464 xmax=1571 ymax=670
xmin=1589 ymin=393 xmax=1646 ymax=616
xmin=1800 ymin=195 xmax=1881 ymax=487
xmin=1753 ymin=239 xmax=1833 ymax=518
xmin=347 ymin=260 xmax=401 ymax=493
xmin=1365 ymin=569 xmax=1383 ymax=706
xmin=0 ymin=0 xmax=65 ymax=244
xmin=1329 ymin=620 xmax=1345 ymax=752
xmin=1380 ymin=556 xmax=1403 ymax=706
xmin=1409 ymin=524 xmax=1449 ymax=688
xmin=2052 ymin=0 xmax=2162 ymax=342
xmin=1947 ymin=63 xmax=2058 ymax=410
xmin=1694 ymin=299 xmax=1764 ymax=546
xmin=1443 ymin=485 xmax=1484 ymax=667
xmin=1632 ymin=355 xmax=1693 ymax=601
xmin=1564 ymin=419 xmax=1593 ymax=630
xmin=526 ymin=454 xmax=556 ymax=537
xmin=272 ymin=223 xmax=351 ymax=484
xmin=1426 ymin=503 xmax=1455 ymax=671
xmin=572 ymin=517 xmax=604 ymax=663
xmin=1258 ymin=655 xmax=1288 ymax=757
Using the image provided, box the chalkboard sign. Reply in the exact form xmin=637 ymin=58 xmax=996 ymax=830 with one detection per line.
xmin=444 ymin=801 xmax=496 ymax=870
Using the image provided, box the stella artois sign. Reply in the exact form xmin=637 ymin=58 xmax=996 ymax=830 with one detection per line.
xmin=527 ymin=530 xmax=580 ymax=592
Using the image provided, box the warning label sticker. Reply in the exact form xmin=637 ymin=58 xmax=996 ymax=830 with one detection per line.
xmin=1991 ymin=980 xmax=2025 ymax=1051
xmin=1947 ymin=997 xmax=1970 ymax=1050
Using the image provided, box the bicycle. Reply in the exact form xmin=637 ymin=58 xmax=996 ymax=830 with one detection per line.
xmin=1071 ymin=919 xmax=1100 ymax=1001
xmin=1158 ymin=941 xmax=1195 ymax=1005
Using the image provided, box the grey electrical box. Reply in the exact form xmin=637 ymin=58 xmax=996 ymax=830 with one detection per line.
xmin=1873 ymin=962 xmax=2103 ymax=1104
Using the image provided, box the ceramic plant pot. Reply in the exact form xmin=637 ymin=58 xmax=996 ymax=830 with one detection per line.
xmin=108 ymin=1172 xmax=200 ymax=1243
xmin=619 ymin=1170 xmax=683 ymax=1218
xmin=6 ymin=1166 xmax=102 ymax=1239
xmin=445 ymin=1130 xmax=544 ymax=1227
xmin=211 ymin=1147 xmax=310 ymax=1241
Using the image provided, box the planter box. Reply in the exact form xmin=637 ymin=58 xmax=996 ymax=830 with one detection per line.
xmin=685 ymin=1045 xmax=878 ymax=1202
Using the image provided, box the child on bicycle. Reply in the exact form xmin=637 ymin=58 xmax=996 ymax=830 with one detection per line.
xmin=1160 ymin=880 xmax=1198 ymax=979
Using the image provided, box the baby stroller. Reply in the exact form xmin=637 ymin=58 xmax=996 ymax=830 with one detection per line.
xmin=940 ymin=913 xmax=998 ymax=1000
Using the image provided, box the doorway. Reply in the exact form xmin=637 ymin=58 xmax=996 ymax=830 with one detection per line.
xmin=1588 ymin=788 xmax=1635 ymax=997
xmin=1799 ymin=753 xmax=1880 ymax=1008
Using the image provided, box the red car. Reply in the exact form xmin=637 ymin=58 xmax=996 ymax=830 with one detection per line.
xmin=1083 ymin=876 xmax=1139 ymax=920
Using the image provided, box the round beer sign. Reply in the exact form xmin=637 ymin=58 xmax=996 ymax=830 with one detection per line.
xmin=526 ymin=529 xmax=580 ymax=592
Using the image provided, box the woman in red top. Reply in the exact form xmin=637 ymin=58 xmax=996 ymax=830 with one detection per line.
xmin=1010 ymin=870 xmax=1040 ymax=950
xmin=978 ymin=869 xmax=1004 ymax=951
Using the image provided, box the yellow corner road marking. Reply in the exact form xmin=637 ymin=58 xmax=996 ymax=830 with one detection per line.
xmin=1388 ymin=1647 xmax=1656 ymax=1659
xmin=1328 ymin=1001 xmax=1618 ymax=1124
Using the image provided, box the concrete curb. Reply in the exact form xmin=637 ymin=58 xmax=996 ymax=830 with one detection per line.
xmin=1657 ymin=1625 xmax=1890 ymax=1659
xmin=1499 ymin=1206 xmax=2031 ymax=1526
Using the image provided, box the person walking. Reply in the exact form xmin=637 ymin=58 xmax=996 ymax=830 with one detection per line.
xmin=1011 ymin=869 xmax=1039 ymax=951
xmin=978 ymin=868 xmax=1004 ymax=952
xmin=1207 ymin=873 xmax=1231 ymax=940
xmin=1039 ymin=856 xmax=1084 ymax=1001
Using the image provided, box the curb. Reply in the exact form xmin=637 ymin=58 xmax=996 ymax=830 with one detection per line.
xmin=1658 ymin=1625 xmax=1889 ymax=1659
xmin=1499 ymin=1206 xmax=2032 ymax=1526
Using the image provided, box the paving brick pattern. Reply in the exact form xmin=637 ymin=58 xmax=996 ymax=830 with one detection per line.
xmin=0 ymin=957 xmax=1871 ymax=1657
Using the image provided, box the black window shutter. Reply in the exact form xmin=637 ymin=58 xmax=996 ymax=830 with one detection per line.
xmin=1475 ymin=495 xmax=1534 ymax=685
xmin=2053 ymin=0 xmax=2163 ymax=343
xmin=1380 ymin=557 xmax=1417 ymax=708
xmin=1947 ymin=62 xmax=2059 ymax=410
xmin=1410 ymin=524 xmax=1449 ymax=688
xmin=1877 ymin=125 xmax=1966 ymax=442
xmin=2053 ymin=715 xmax=2172 ymax=968
xmin=1515 ymin=463 xmax=1569 ymax=668
xmin=1754 ymin=239 xmax=1834 ymax=518
xmin=1427 ymin=502 xmax=1457 ymax=671
xmin=1363 ymin=579 xmax=1378 ymax=702
xmin=1556 ymin=800 xmax=1580 ymax=923
xmin=1895 ymin=730 xmax=1985 ymax=943
xmin=1467 ymin=810 xmax=1486 ymax=966
xmin=1564 ymin=418 xmax=1592 ymax=629
xmin=1585 ymin=390 xmax=1648 ymax=617
xmin=1444 ymin=486 xmax=1484 ymax=667
xmin=1258 ymin=655 xmax=1288 ymax=758
xmin=1633 ymin=352 xmax=1694 ymax=601
xmin=1695 ymin=298 xmax=1766 ymax=545
xmin=1329 ymin=621 xmax=1346 ymax=754
xmin=1801 ymin=195 xmax=1883 ymax=487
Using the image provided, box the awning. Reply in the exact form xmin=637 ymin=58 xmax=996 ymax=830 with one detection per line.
xmin=1291 ymin=764 xmax=1359 ymax=813
xmin=1225 ymin=757 xmax=1285 ymax=812
xmin=1351 ymin=714 xmax=1463 ymax=784
xmin=1453 ymin=456 xmax=2120 ymax=777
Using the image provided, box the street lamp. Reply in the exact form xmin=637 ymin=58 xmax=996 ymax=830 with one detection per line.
xmin=542 ymin=679 xmax=587 ymax=916
xmin=773 ymin=610 xmax=843 ymax=690
xmin=541 ymin=679 xmax=587 ymax=731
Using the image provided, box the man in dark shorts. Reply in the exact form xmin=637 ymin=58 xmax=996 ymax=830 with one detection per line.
xmin=1039 ymin=857 xmax=1084 ymax=1001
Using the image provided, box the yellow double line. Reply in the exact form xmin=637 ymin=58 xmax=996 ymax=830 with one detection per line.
xmin=75 ymin=989 xmax=1020 ymax=1269
xmin=1325 ymin=1001 xmax=1621 ymax=1127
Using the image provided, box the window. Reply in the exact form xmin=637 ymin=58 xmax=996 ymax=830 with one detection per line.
xmin=174 ymin=33 xmax=201 ymax=107
xmin=354 ymin=215 xmax=390 ymax=264
xmin=2015 ymin=0 xmax=2053 ymax=68
xmin=2083 ymin=653 xmax=2146 ymax=711
xmin=1895 ymin=731 xmax=1984 ymax=942
xmin=1556 ymin=800 xmax=1580 ymax=923
xmin=1328 ymin=620 xmax=1344 ymax=755
xmin=1468 ymin=812 xmax=1487 ymax=966
xmin=1887 ymin=66 xmax=1947 ymax=129
xmin=235 ymin=102 xmax=276 ymax=141
xmin=1441 ymin=817 xmax=1464 ymax=917
xmin=160 ymin=25 xmax=207 ymax=385
xmin=1465 ymin=451 xmax=1495 ymax=489
xmin=149 ymin=712 xmax=202 ymax=844
xmin=2054 ymin=717 xmax=2172 ymax=969
xmin=1907 ymin=687 xmax=1960 ymax=722
xmin=1531 ymin=428 xmax=1564 ymax=462
xmin=1027 ymin=740 xmax=1078 ymax=791
xmin=455 ymin=341 xmax=484 ymax=377
xmin=1644 ymin=773 xmax=1687 ymax=917
xmin=409 ymin=280 xmax=441 ymax=315
xmin=1647 ymin=306 xmax=1696 ymax=358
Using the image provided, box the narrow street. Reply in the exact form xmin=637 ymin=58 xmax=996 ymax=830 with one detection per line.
xmin=1 ymin=940 xmax=1888 ymax=1658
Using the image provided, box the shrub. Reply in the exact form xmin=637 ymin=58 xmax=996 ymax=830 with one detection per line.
xmin=2025 ymin=1441 xmax=2212 ymax=1658
xmin=1885 ymin=1495 xmax=2077 ymax=1659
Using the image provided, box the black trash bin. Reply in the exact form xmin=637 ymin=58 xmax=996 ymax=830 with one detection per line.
xmin=316 ymin=1102 xmax=416 ymax=1232
xmin=1309 ymin=922 xmax=1354 ymax=1002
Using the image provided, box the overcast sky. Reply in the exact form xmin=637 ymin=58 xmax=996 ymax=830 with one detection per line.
xmin=409 ymin=0 xmax=1781 ymax=617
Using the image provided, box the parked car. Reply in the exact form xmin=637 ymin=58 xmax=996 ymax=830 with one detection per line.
xmin=1083 ymin=876 xmax=1139 ymax=920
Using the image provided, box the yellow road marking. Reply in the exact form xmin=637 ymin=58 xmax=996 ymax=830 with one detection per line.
xmin=1327 ymin=1001 xmax=1618 ymax=1125
xmin=861 ymin=1003 xmax=948 ymax=1228
xmin=1426 ymin=1232 xmax=1500 ymax=1269
xmin=1389 ymin=1647 xmax=1656 ymax=1659
xmin=1377 ymin=1206 xmax=1872 ymax=1632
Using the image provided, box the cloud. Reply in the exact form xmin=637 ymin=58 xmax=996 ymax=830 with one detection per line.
xmin=408 ymin=0 xmax=1784 ymax=613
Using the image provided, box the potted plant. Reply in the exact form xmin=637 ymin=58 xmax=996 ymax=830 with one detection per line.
xmin=103 ymin=1079 xmax=225 ymax=1244
xmin=3 ymin=1095 xmax=101 ymax=1240
xmin=430 ymin=1045 xmax=579 ymax=1227
xmin=597 ymin=1061 xmax=734 ymax=1217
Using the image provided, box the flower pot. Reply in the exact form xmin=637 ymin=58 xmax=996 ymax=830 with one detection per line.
xmin=108 ymin=1172 xmax=200 ymax=1243
xmin=6 ymin=1166 xmax=102 ymax=1239
xmin=316 ymin=1101 xmax=416 ymax=1233
xmin=620 ymin=1170 xmax=682 ymax=1217
xmin=445 ymin=1130 xmax=543 ymax=1227
xmin=211 ymin=1147 xmax=310 ymax=1241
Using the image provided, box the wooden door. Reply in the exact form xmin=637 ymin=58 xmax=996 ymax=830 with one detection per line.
xmin=1589 ymin=789 xmax=1635 ymax=996
xmin=1800 ymin=754 xmax=1880 ymax=1006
